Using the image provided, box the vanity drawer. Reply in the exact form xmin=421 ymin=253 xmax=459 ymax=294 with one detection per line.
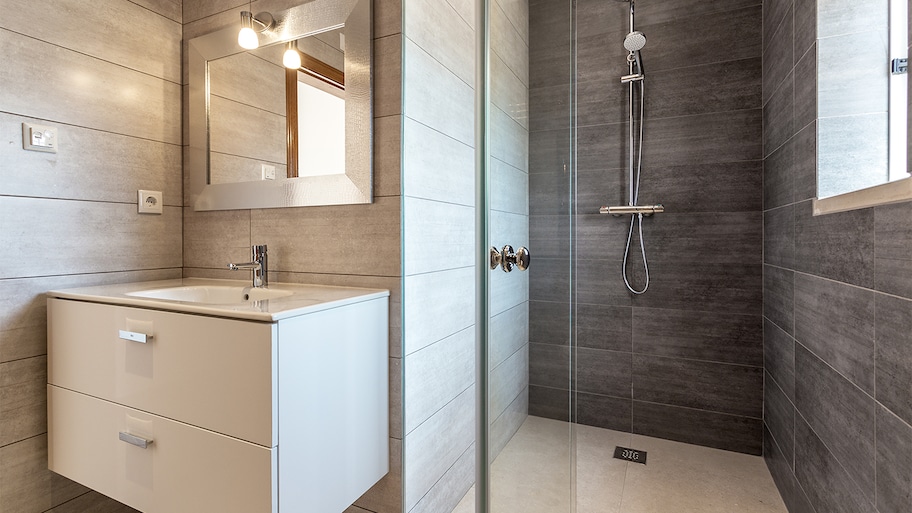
xmin=48 ymin=385 xmax=276 ymax=513
xmin=48 ymin=299 xmax=277 ymax=447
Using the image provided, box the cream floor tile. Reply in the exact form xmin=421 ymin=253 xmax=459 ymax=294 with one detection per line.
xmin=454 ymin=416 xmax=787 ymax=513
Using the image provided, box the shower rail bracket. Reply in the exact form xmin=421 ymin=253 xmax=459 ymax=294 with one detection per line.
xmin=600 ymin=204 xmax=665 ymax=217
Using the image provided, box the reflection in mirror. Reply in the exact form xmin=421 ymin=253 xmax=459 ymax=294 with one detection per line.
xmin=188 ymin=0 xmax=371 ymax=211
xmin=816 ymin=0 xmax=908 ymax=199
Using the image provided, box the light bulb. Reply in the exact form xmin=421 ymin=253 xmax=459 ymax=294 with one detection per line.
xmin=238 ymin=27 xmax=259 ymax=49
xmin=283 ymin=47 xmax=302 ymax=69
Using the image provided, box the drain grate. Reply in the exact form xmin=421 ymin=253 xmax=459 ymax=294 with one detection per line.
xmin=613 ymin=446 xmax=647 ymax=464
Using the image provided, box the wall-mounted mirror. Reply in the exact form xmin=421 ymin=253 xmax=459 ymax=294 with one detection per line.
xmin=189 ymin=0 xmax=371 ymax=211
xmin=816 ymin=0 xmax=908 ymax=203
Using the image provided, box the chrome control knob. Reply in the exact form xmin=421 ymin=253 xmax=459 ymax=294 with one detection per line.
xmin=489 ymin=245 xmax=531 ymax=273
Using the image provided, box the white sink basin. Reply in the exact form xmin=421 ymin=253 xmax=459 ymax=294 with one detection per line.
xmin=126 ymin=285 xmax=293 ymax=305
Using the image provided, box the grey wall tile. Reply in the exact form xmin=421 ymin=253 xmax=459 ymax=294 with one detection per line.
xmin=403 ymin=39 xmax=473 ymax=146
xmin=490 ymin=345 xmax=528 ymax=423
xmin=490 ymin=159 xmax=528 ymax=216
xmin=794 ymin=417 xmax=876 ymax=513
xmin=578 ymin=304 xmax=631 ymax=353
xmin=491 ymin=105 xmax=529 ymax=172
xmin=763 ymin=204 xmax=795 ymax=268
xmin=0 ymin=435 xmax=88 ymax=513
xmin=764 ymin=370 xmax=795 ymax=470
xmin=578 ymin=348 xmax=631 ymax=398
xmin=764 ymin=265 xmax=794 ymax=335
xmin=635 ymin=212 xmax=762 ymax=265
xmin=792 ymin=122 xmax=818 ymax=203
xmin=403 ymin=118 xmax=474 ymax=206
xmin=764 ymin=130 xmax=795 ymax=210
xmin=794 ymin=272 xmax=875 ymax=393
xmin=529 ymin=343 xmax=570 ymax=390
xmin=403 ymin=197 xmax=474 ymax=275
xmin=409 ymin=443 xmax=474 ymax=513
xmin=577 ymin=392 xmax=632 ymax=432
xmin=794 ymin=200 xmax=875 ymax=288
xmin=529 ymin=257 xmax=572 ymax=303
xmin=763 ymin=427 xmax=816 ymax=513
xmin=646 ymin=58 xmax=761 ymax=119
xmin=876 ymin=405 xmax=912 ymax=513
xmin=491 ymin=51 xmax=529 ymax=129
xmin=404 ymin=327 xmax=474 ymax=434
xmin=0 ymin=30 xmax=181 ymax=145
xmin=633 ymin=401 xmax=762 ymax=454
xmin=636 ymin=161 xmax=762 ymax=214
xmin=628 ymin=261 xmax=762 ymax=316
xmin=817 ymin=0 xmax=887 ymax=40
xmin=762 ymin=6 xmax=793 ymax=106
xmin=794 ymin=0 xmax=817 ymax=59
xmin=528 ymin=300 xmax=569 ymax=346
xmin=875 ymin=293 xmax=912 ymax=426
xmin=209 ymin=95 xmax=285 ymax=163
xmin=763 ymin=0 xmax=792 ymax=52
xmin=641 ymin=110 xmax=763 ymax=168
xmin=490 ymin=0 xmax=528 ymax=86
xmin=633 ymin=0 xmax=758 ymax=26
xmin=794 ymin=45 xmax=817 ymax=133
xmin=0 ymin=356 xmax=46 ymax=447
xmin=632 ymin=354 xmax=763 ymax=418
xmin=490 ymin=391 xmax=527 ymax=461
xmin=764 ymin=318 xmax=796 ymax=401
xmin=490 ymin=302 xmax=529 ymax=369
xmin=528 ymin=384 xmax=570 ymax=422
xmin=531 ymin=82 xmax=573 ymax=132
xmin=763 ymin=71 xmax=794 ymax=157
xmin=795 ymin=345 xmax=876 ymax=501
xmin=403 ymin=266 xmax=475 ymax=356
xmin=44 ymin=490 xmax=137 ymax=512
xmin=875 ymin=202 xmax=912 ymax=299
xmin=633 ymin=308 xmax=762 ymax=366
xmin=404 ymin=0 xmax=474 ymax=86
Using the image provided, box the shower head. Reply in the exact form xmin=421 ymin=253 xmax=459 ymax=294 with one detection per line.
xmin=624 ymin=31 xmax=647 ymax=52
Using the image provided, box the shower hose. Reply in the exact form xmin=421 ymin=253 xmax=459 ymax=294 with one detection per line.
xmin=623 ymin=79 xmax=649 ymax=295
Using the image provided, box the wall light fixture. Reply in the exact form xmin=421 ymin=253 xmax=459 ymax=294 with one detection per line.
xmin=238 ymin=11 xmax=275 ymax=50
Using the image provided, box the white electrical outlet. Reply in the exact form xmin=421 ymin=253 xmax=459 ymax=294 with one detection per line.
xmin=262 ymin=164 xmax=276 ymax=180
xmin=138 ymin=190 xmax=163 ymax=214
xmin=22 ymin=123 xmax=57 ymax=153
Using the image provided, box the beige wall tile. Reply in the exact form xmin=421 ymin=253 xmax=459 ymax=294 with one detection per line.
xmin=0 ymin=114 xmax=181 ymax=205
xmin=446 ymin=0 xmax=476 ymax=30
xmin=374 ymin=115 xmax=403 ymax=198
xmin=0 ymin=328 xmax=45 ymax=365
xmin=495 ymin=0 xmax=528 ymax=44
xmin=182 ymin=207 xmax=251 ymax=269
xmin=208 ymin=152 xmax=288 ymax=185
xmin=0 ymin=198 xmax=181 ymax=279
xmin=0 ymin=357 xmax=47 ymax=446
xmin=405 ymin=0 xmax=475 ymax=86
xmin=209 ymin=51 xmax=286 ymax=115
xmin=0 ymin=0 xmax=182 ymax=83
xmin=402 ymin=117 xmax=474 ymax=206
xmin=0 ymin=435 xmax=88 ymax=513
xmin=403 ymin=266 xmax=475 ymax=355
xmin=375 ymin=0 xmax=403 ymax=37
xmin=0 ymin=30 xmax=181 ymax=145
xmin=403 ymin=39 xmax=474 ymax=146
xmin=182 ymin=0 xmax=244 ymax=24
xmin=130 ymin=0 xmax=182 ymax=23
xmin=250 ymin=196 xmax=401 ymax=276
xmin=44 ymin=490 xmax=137 ymax=512
xmin=404 ymin=386 xmax=475 ymax=510
xmin=375 ymin=35 xmax=404 ymax=118
xmin=209 ymin=95 xmax=286 ymax=163
xmin=403 ymin=197 xmax=474 ymax=276
xmin=404 ymin=327 xmax=474 ymax=434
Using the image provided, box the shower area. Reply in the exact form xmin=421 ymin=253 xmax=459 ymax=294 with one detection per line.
xmin=466 ymin=0 xmax=768 ymax=510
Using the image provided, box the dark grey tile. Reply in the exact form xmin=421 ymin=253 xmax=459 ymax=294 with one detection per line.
xmin=529 ymin=168 xmax=572 ymax=216
xmin=528 ymin=127 xmax=571 ymax=176
xmin=641 ymin=109 xmax=763 ymax=169
xmin=762 ymin=5 xmax=794 ymax=106
xmin=636 ymin=161 xmax=762 ymax=213
xmin=794 ymin=44 xmax=816 ymax=132
xmin=875 ymin=293 xmax=912 ymax=426
xmin=635 ymin=0 xmax=759 ymax=26
xmin=528 ymin=384 xmax=570 ymax=422
xmin=632 ymin=354 xmax=762 ymax=417
xmin=764 ymin=370 xmax=795 ymax=470
xmin=764 ymin=0 xmax=793 ymax=52
xmin=529 ymin=300 xmax=569 ymax=346
xmin=646 ymin=58 xmax=762 ymax=118
xmin=633 ymin=401 xmax=762 ymax=454
xmin=763 ymin=131 xmax=794 ymax=209
xmin=635 ymin=212 xmax=762 ymax=265
xmin=763 ymin=264 xmax=794 ymax=335
xmin=530 ymin=83 xmax=572 ymax=132
xmin=794 ymin=272 xmax=875 ymax=394
xmin=628 ymin=261 xmax=762 ymax=316
xmin=795 ymin=345 xmax=876 ymax=501
xmin=574 ymin=214 xmax=629 ymax=265
xmin=529 ymin=41 xmax=572 ymax=90
xmin=577 ymin=392 xmax=632 ymax=432
xmin=794 ymin=0 xmax=817 ymax=59
xmin=763 ymin=427 xmax=816 ymax=513
xmin=794 ymin=200 xmax=875 ymax=288
xmin=577 ymin=122 xmax=626 ymax=174
xmin=529 ymin=342 xmax=570 ymax=389
xmin=576 ymin=78 xmax=627 ymax=129
xmin=876 ymin=405 xmax=912 ymax=513
xmin=794 ymin=416 xmax=876 ymax=513
xmin=636 ymin=6 xmax=762 ymax=74
xmin=764 ymin=203 xmax=794 ymax=267
xmin=764 ymin=318 xmax=796 ymax=401
xmin=763 ymin=70 xmax=794 ymax=157
xmin=576 ymin=259 xmax=633 ymax=307
xmin=875 ymin=202 xmax=912 ymax=299
xmin=576 ymin=0 xmax=629 ymax=39
xmin=576 ymin=30 xmax=628 ymax=105
xmin=577 ymin=304 xmax=631 ymax=352
xmin=529 ymin=257 xmax=571 ymax=303
xmin=578 ymin=348 xmax=631 ymax=398
xmin=529 ymin=214 xmax=572 ymax=259
xmin=792 ymin=122 xmax=818 ymax=202
xmin=632 ymin=308 xmax=762 ymax=366
xmin=576 ymin=167 xmax=626 ymax=214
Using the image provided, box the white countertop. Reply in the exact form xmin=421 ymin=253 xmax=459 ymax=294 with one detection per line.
xmin=47 ymin=278 xmax=390 ymax=322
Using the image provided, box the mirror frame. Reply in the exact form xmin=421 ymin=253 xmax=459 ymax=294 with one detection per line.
xmin=188 ymin=0 xmax=372 ymax=211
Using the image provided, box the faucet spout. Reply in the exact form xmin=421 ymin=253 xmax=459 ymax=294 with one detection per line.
xmin=228 ymin=245 xmax=268 ymax=287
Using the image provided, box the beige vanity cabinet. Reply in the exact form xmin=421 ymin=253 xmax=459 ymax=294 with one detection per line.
xmin=47 ymin=287 xmax=389 ymax=513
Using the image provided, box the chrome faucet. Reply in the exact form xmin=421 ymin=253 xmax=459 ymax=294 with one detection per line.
xmin=228 ymin=244 xmax=268 ymax=288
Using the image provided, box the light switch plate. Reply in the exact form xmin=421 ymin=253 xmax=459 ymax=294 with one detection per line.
xmin=138 ymin=190 xmax=163 ymax=214
xmin=22 ymin=123 xmax=57 ymax=153
xmin=262 ymin=164 xmax=276 ymax=180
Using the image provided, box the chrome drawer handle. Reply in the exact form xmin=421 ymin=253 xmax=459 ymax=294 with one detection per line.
xmin=118 ymin=330 xmax=152 ymax=343
xmin=119 ymin=431 xmax=153 ymax=449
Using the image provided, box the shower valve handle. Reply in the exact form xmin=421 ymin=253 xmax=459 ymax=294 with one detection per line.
xmin=490 ymin=245 xmax=531 ymax=273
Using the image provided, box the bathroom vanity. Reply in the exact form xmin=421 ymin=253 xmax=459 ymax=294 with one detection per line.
xmin=46 ymin=279 xmax=389 ymax=513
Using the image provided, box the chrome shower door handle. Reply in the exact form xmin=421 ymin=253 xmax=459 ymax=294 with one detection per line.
xmin=489 ymin=245 xmax=531 ymax=272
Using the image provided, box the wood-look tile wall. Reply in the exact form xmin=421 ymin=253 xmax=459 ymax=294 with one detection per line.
xmin=400 ymin=0 xmax=528 ymax=511
xmin=762 ymin=1 xmax=912 ymax=512
xmin=0 ymin=0 xmax=183 ymax=511
xmin=528 ymin=0 xmax=764 ymax=454
xmin=181 ymin=1 xmax=404 ymax=513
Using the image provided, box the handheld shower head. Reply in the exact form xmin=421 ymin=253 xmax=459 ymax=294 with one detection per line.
xmin=624 ymin=31 xmax=646 ymax=52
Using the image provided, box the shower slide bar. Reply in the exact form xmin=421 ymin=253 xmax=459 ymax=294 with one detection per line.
xmin=600 ymin=204 xmax=665 ymax=216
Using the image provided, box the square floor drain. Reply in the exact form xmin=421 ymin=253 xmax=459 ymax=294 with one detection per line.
xmin=613 ymin=446 xmax=647 ymax=464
